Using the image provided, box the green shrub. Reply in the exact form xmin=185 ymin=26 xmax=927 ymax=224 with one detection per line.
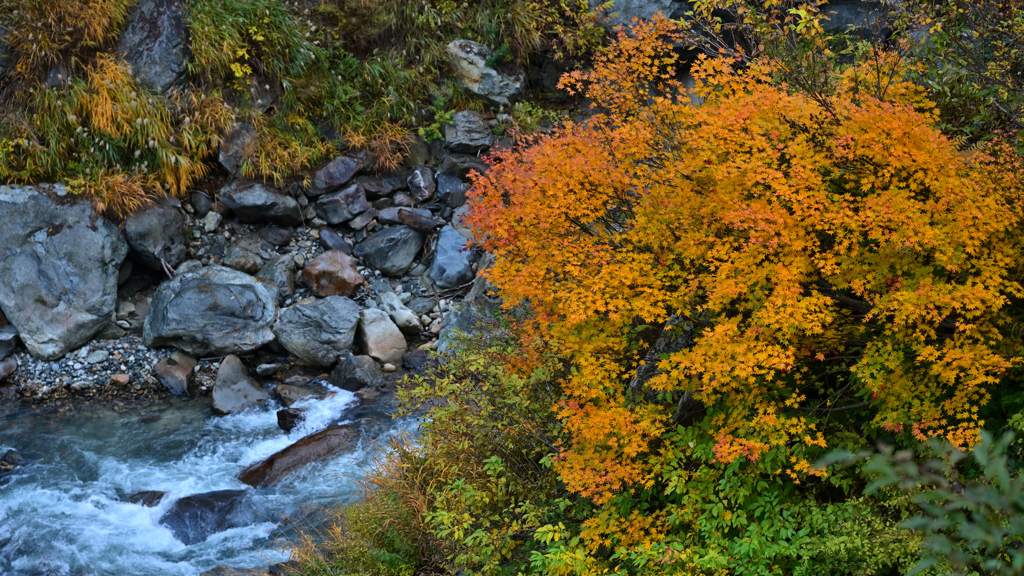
xmin=898 ymin=0 xmax=1024 ymax=149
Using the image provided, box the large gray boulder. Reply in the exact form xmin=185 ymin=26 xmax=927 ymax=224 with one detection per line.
xmin=430 ymin=225 xmax=477 ymax=289
xmin=353 ymin=226 xmax=424 ymax=277
xmin=447 ymin=40 xmax=524 ymax=106
xmin=144 ymin=262 xmax=279 ymax=356
xmin=0 ymin=185 xmax=128 ymax=360
xmin=272 ymin=297 xmax=361 ymax=367
xmin=219 ymin=180 xmax=303 ymax=226
xmin=211 ymin=354 xmax=268 ymax=415
xmin=123 ymin=203 xmax=187 ymax=270
xmin=117 ymin=0 xmax=189 ymax=93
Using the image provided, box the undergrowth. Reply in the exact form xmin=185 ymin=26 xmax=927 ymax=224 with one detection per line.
xmin=0 ymin=0 xmax=600 ymax=215
xmin=0 ymin=56 xmax=231 ymax=219
xmin=0 ymin=0 xmax=135 ymax=80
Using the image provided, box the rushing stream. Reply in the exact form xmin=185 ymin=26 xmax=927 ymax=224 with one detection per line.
xmin=0 ymin=387 xmax=410 ymax=576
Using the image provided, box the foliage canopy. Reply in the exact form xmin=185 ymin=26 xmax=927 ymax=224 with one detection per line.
xmin=469 ymin=16 xmax=1024 ymax=501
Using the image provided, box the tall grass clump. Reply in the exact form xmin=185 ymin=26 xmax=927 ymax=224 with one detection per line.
xmin=0 ymin=56 xmax=232 ymax=219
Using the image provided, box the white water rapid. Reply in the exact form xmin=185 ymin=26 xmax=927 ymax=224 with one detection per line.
xmin=0 ymin=387 xmax=411 ymax=576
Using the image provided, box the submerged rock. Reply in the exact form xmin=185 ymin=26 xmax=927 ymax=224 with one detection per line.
xmin=211 ymin=355 xmax=269 ymax=415
xmin=200 ymin=566 xmax=267 ymax=576
xmin=143 ymin=263 xmax=279 ymax=356
xmin=274 ymin=384 xmax=318 ymax=408
xmin=159 ymin=489 xmax=253 ymax=545
xmin=127 ymin=490 xmax=167 ymax=507
xmin=0 ymin=448 xmax=24 ymax=472
xmin=0 ymin=185 xmax=128 ymax=360
xmin=238 ymin=425 xmax=356 ymax=488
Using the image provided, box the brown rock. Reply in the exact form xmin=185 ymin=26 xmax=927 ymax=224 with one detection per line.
xmin=238 ymin=425 xmax=356 ymax=488
xmin=301 ymin=250 xmax=365 ymax=298
xmin=112 ymin=374 xmax=131 ymax=386
xmin=398 ymin=208 xmax=444 ymax=232
xmin=154 ymin=351 xmax=198 ymax=396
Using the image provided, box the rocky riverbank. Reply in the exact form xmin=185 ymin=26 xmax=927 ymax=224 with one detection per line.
xmin=0 ymin=111 xmax=499 ymax=410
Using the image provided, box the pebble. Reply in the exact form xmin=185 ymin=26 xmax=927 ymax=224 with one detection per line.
xmin=111 ymin=374 xmax=130 ymax=385
xmin=202 ymin=211 xmax=222 ymax=232
xmin=382 ymin=363 xmax=397 ymax=373
xmin=86 ymin=350 xmax=110 ymax=364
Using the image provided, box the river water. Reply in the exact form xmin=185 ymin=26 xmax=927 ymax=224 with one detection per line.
xmin=0 ymin=387 xmax=410 ymax=576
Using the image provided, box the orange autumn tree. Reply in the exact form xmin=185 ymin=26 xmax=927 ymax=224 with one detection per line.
xmin=467 ymin=16 xmax=1024 ymax=502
